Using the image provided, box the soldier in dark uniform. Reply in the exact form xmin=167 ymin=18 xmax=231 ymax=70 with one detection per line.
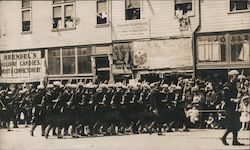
xmin=1 ymin=91 xmax=14 ymax=131
xmin=221 ymin=70 xmax=244 ymax=146
xmin=56 ymin=85 xmax=71 ymax=138
xmin=30 ymin=84 xmax=46 ymax=136
xmin=149 ymin=82 xmax=165 ymax=135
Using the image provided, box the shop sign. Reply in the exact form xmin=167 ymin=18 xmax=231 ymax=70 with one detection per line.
xmin=133 ymin=38 xmax=193 ymax=69
xmin=112 ymin=43 xmax=132 ymax=74
xmin=0 ymin=50 xmax=45 ymax=80
xmin=113 ymin=19 xmax=149 ymax=40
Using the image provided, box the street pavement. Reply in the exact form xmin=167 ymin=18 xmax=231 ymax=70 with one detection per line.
xmin=0 ymin=125 xmax=249 ymax=150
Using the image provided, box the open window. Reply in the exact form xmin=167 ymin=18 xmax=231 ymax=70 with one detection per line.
xmin=97 ymin=0 xmax=108 ymax=25
xmin=175 ymin=0 xmax=193 ymax=17
xmin=22 ymin=10 xmax=31 ymax=32
xmin=52 ymin=1 xmax=75 ymax=30
xmin=125 ymin=0 xmax=141 ymax=20
xmin=230 ymin=0 xmax=250 ymax=12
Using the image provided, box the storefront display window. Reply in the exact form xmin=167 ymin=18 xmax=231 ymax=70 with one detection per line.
xmin=62 ymin=48 xmax=75 ymax=74
xmin=78 ymin=47 xmax=92 ymax=74
xmin=197 ymin=32 xmax=250 ymax=65
xmin=231 ymin=33 xmax=249 ymax=62
xmin=48 ymin=49 xmax=61 ymax=75
xmin=197 ymin=35 xmax=226 ymax=63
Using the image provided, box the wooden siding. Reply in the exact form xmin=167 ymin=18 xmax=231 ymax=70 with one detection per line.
xmin=0 ymin=1 xmax=112 ymax=51
xmin=199 ymin=0 xmax=250 ymax=33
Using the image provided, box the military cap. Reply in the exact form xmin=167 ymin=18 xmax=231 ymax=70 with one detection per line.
xmin=70 ymin=84 xmax=78 ymax=89
xmin=161 ymin=84 xmax=169 ymax=88
xmin=47 ymin=84 xmax=54 ymax=89
xmin=228 ymin=70 xmax=239 ymax=76
xmin=37 ymin=84 xmax=45 ymax=90
xmin=238 ymin=74 xmax=246 ymax=80
xmin=53 ymin=81 xmax=61 ymax=86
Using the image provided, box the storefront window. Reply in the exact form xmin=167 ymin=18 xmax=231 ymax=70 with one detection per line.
xmin=48 ymin=49 xmax=61 ymax=75
xmin=78 ymin=47 xmax=92 ymax=74
xmin=197 ymin=35 xmax=227 ymax=63
xmin=62 ymin=48 xmax=75 ymax=74
xmin=231 ymin=33 xmax=249 ymax=62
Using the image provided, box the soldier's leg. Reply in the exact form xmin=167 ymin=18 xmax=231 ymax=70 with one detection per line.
xmin=30 ymin=123 xmax=37 ymax=136
xmin=221 ymin=129 xmax=230 ymax=145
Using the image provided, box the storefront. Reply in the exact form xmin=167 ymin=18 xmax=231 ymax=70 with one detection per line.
xmin=196 ymin=30 xmax=250 ymax=80
xmin=0 ymin=49 xmax=46 ymax=83
xmin=46 ymin=44 xmax=113 ymax=83
xmin=133 ymin=38 xmax=194 ymax=82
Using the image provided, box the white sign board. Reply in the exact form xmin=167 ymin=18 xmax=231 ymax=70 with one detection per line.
xmin=113 ymin=19 xmax=150 ymax=40
xmin=0 ymin=50 xmax=46 ymax=82
xmin=133 ymin=38 xmax=193 ymax=69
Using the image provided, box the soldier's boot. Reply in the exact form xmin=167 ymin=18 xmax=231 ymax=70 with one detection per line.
xmin=45 ymin=125 xmax=52 ymax=139
xmin=57 ymin=128 xmax=63 ymax=139
xmin=6 ymin=122 xmax=11 ymax=131
xmin=182 ymin=124 xmax=189 ymax=132
xmin=232 ymin=131 xmax=244 ymax=145
xmin=41 ymin=125 xmax=46 ymax=136
xmin=52 ymin=128 xmax=57 ymax=136
xmin=30 ymin=124 xmax=37 ymax=136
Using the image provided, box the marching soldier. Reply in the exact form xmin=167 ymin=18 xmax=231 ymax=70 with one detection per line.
xmin=30 ymin=84 xmax=46 ymax=136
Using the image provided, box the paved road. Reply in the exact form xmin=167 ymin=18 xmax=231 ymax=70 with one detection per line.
xmin=0 ymin=126 xmax=249 ymax=150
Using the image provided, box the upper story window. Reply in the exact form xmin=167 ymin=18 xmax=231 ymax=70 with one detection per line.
xmin=22 ymin=0 xmax=31 ymax=8
xmin=21 ymin=0 xmax=31 ymax=32
xmin=52 ymin=0 xmax=75 ymax=30
xmin=230 ymin=0 xmax=250 ymax=12
xmin=97 ymin=0 xmax=108 ymax=25
xmin=175 ymin=0 xmax=193 ymax=17
xmin=125 ymin=0 xmax=141 ymax=20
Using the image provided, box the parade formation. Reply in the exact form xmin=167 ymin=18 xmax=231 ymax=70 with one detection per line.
xmin=0 ymin=70 xmax=249 ymax=145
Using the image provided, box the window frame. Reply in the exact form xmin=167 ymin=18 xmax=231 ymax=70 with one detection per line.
xmin=196 ymin=32 xmax=250 ymax=66
xmin=125 ymin=0 xmax=142 ymax=21
xmin=52 ymin=0 xmax=76 ymax=31
xmin=174 ymin=0 xmax=195 ymax=17
xmin=228 ymin=0 xmax=250 ymax=14
xmin=96 ymin=0 xmax=109 ymax=26
xmin=47 ymin=47 xmax=93 ymax=76
xmin=77 ymin=47 xmax=92 ymax=74
xmin=21 ymin=0 xmax=32 ymax=34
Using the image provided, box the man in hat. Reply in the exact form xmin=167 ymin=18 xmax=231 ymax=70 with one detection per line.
xmin=221 ymin=70 xmax=244 ymax=146
xmin=30 ymin=84 xmax=46 ymax=136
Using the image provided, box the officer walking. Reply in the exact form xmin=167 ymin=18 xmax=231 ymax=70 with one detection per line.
xmin=221 ymin=70 xmax=244 ymax=146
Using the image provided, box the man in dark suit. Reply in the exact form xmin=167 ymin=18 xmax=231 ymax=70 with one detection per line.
xmin=221 ymin=70 xmax=244 ymax=146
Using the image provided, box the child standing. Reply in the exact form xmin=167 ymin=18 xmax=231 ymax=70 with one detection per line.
xmin=239 ymin=95 xmax=250 ymax=130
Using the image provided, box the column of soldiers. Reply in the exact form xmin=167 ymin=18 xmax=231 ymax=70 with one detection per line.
xmin=0 ymin=71 xmax=249 ymax=141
